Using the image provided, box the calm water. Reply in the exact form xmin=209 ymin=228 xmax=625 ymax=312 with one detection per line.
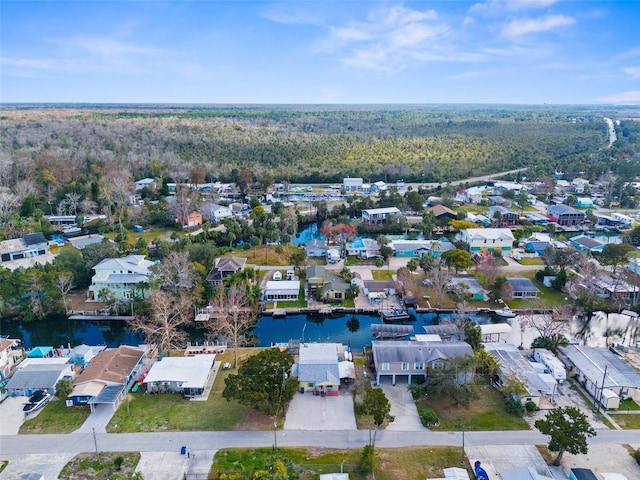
xmin=1 ymin=312 xmax=494 ymax=352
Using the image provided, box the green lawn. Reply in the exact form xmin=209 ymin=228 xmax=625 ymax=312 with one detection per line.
xmin=517 ymin=257 xmax=544 ymax=266
xmin=108 ymin=349 xmax=274 ymax=432
xmin=372 ymin=270 xmax=394 ymax=280
xmin=608 ymin=414 xmax=640 ymax=429
xmin=503 ymin=273 xmax=570 ymax=309
xmin=620 ymin=398 xmax=640 ymax=411
xmin=20 ymin=399 xmax=91 ymax=434
xmin=416 ymin=381 xmax=531 ymax=431
xmin=212 ymin=446 xmax=472 ymax=480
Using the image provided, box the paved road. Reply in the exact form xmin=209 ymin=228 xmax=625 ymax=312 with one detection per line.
xmin=1 ymin=429 xmax=639 ymax=456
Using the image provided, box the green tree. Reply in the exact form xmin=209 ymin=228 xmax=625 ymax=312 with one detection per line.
xmin=534 ymin=406 xmax=596 ymax=466
xmin=599 ymin=243 xmax=635 ymax=275
xmin=463 ymin=321 xmax=483 ymax=352
xmin=362 ymin=387 xmax=394 ymax=446
xmin=513 ymin=189 xmax=530 ymax=215
xmin=624 ymin=225 xmax=640 ymax=246
xmin=531 ymin=334 xmax=569 ymax=354
xmin=223 ymin=348 xmax=298 ymax=415
xmin=55 ymin=378 xmax=73 ymax=398
xmin=441 ymin=249 xmax=474 ymax=273
xmin=289 ymin=249 xmax=306 ymax=273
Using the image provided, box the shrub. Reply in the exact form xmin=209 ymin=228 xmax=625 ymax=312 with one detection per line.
xmin=408 ymin=383 xmax=427 ymax=400
xmin=418 ymin=407 xmax=439 ymax=426
xmin=359 ymin=445 xmax=375 ymax=473
xmin=525 ymin=401 xmax=539 ymax=412
xmin=113 ymin=456 xmax=124 ymax=471
xmin=505 ymin=397 xmax=525 ymax=416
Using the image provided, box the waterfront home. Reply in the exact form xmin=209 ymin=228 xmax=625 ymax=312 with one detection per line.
xmin=467 ymin=212 xmax=491 ymax=227
xmin=546 ymin=204 xmax=586 ymax=226
xmin=206 ymin=256 xmax=247 ymax=287
xmin=488 ymin=206 xmax=520 ymax=226
xmin=263 ymin=280 xmax=301 ymax=302
xmin=70 ymin=344 xmax=107 ymax=370
xmin=430 ymin=205 xmax=457 ymax=220
xmin=346 ymin=238 xmax=380 ymax=259
xmin=575 ymin=197 xmax=593 ymax=209
xmin=362 ymin=280 xmax=401 ymax=304
xmin=524 ymin=240 xmax=550 ymax=256
xmin=557 ymin=345 xmax=640 ymax=408
xmin=0 ymin=338 xmax=22 ymax=380
xmin=143 ymin=354 xmax=215 ymax=397
xmin=611 ymin=212 xmax=634 ymax=228
xmin=570 ymin=235 xmax=604 ymax=253
xmin=504 ymin=277 xmax=539 ymax=299
xmin=306 ymin=239 xmax=329 ymax=258
xmin=343 ymin=177 xmax=363 ymax=192
xmin=449 ymin=276 xmax=486 ymax=301
xmin=296 ymin=343 xmax=347 ymax=396
xmin=88 ymin=255 xmax=155 ymax=301
xmin=591 ymin=273 xmax=639 ymax=301
xmin=68 ymin=346 xmax=146 ymax=411
xmin=0 ymin=232 xmax=49 ymax=263
xmin=458 ymin=228 xmax=514 ymax=255
xmin=361 ymin=207 xmax=401 ymax=226
xmin=306 ymin=265 xmax=347 ymax=303
xmin=7 ymin=361 xmax=74 ymax=397
xmin=371 ymin=339 xmax=473 ymax=386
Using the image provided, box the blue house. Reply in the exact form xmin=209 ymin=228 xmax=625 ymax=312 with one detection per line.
xmin=575 ymin=197 xmax=594 ymax=208
xmin=570 ymin=235 xmax=604 ymax=253
xmin=27 ymin=346 xmax=54 ymax=358
xmin=524 ymin=241 xmax=550 ymax=256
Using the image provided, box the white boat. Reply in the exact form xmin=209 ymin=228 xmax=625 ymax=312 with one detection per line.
xmin=23 ymin=390 xmax=51 ymax=415
xmin=493 ymin=307 xmax=516 ymax=319
xmin=382 ymin=309 xmax=414 ymax=322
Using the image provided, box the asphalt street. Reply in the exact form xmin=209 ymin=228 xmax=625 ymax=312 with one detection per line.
xmin=1 ymin=429 xmax=639 ymax=457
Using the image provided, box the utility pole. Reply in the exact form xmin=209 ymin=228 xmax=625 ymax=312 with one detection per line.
xmin=597 ymin=365 xmax=608 ymax=414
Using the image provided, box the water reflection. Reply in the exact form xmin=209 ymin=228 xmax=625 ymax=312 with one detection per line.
xmin=572 ymin=311 xmax=640 ymax=348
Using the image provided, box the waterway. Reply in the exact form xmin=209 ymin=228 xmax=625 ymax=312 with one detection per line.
xmin=2 ymin=311 xmax=496 ymax=352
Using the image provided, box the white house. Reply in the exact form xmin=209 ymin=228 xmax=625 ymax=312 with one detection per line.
xmin=611 ymin=212 xmax=634 ymax=228
xmin=263 ymin=280 xmax=300 ymax=302
xmin=200 ymin=203 xmax=233 ymax=222
xmin=362 ymin=207 xmax=401 ymax=226
xmin=135 ymin=178 xmax=157 ymax=191
xmin=88 ymin=255 xmax=155 ymax=301
xmin=143 ymin=354 xmax=215 ymax=397
xmin=0 ymin=233 xmax=49 ymax=263
xmin=343 ymin=178 xmax=363 ymax=192
xmin=571 ymin=178 xmax=590 ymax=194
xmin=458 ymin=228 xmax=514 ymax=255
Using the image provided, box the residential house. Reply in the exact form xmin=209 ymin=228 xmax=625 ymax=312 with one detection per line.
xmin=390 ymin=239 xmax=445 ymax=258
xmin=611 ymin=212 xmax=634 ymax=228
xmin=200 ymin=203 xmax=233 ymax=222
xmin=458 ymin=228 xmax=514 ymax=255
xmin=570 ymin=235 xmax=604 ymax=253
xmin=177 ymin=211 xmax=202 ymax=228
xmin=362 ymin=280 xmax=401 ymax=304
xmin=524 ymin=240 xmax=551 ymax=256
xmin=504 ymin=277 xmax=539 ymax=299
xmin=466 ymin=212 xmax=491 ymax=227
xmin=361 ymin=207 xmax=401 ymax=226
xmin=135 ymin=178 xmax=157 ymax=191
xmin=26 ymin=346 xmax=54 ymax=358
xmin=68 ymin=346 xmax=146 ymax=411
xmin=306 ymin=239 xmax=329 ymax=258
xmin=343 ymin=178 xmax=363 ymax=192
xmin=489 ymin=206 xmax=520 ymax=226
xmin=557 ymin=345 xmax=640 ymax=407
xmin=524 ymin=212 xmax=550 ymax=226
xmin=88 ymin=255 xmax=155 ymax=301
xmin=371 ymin=339 xmax=473 ymax=385
xmin=346 ymin=238 xmax=380 ymax=259
xmin=575 ymin=197 xmax=593 ymax=209
xmin=70 ymin=344 xmax=107 ymax=370
xmin=206 ymin=256 xmax=247 ymax=287
xmin=370 ymin=181 xmax=387 ymax=193
xmin=430 ymin=205 xmax=457 ymax=220
xmin=297 ymin=343 xmax=350 ymax=395
xmin=591 ymin=273 xmax=639 ymax=301
xmin=449 ymin=276 xmax=486 ymax=301
xmin=306 ymin=265 xmax=347 ymax=303
xmin=546 ymin=204 xmax=586 ymax=226
xmin=326 ymin=248 xmax=341 ymax=264
xmin=0 ymin=233 xmax=49 ymax=263
xmin=0 ymin=338 xmax=22 ymax=380
xmin=487 ymin=195 xmax=510 ymax=207
xmin=143 ymin=354 xmax=215 ymax=397
xmin=570 ymin=178 xmax=590 ymax=194
xmin=629 ymin=257 xmax=640 ymax=275
xmin=263 ymin=280 xmax=300 ymax=302
xmin=69 ymin=234 xmax=105 ymax=250
xmin=7 ymin=361 xmax=74 ymax=396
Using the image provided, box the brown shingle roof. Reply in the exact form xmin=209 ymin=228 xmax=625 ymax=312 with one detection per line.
xmin=74 ymin=346 xmax=144 ymax=385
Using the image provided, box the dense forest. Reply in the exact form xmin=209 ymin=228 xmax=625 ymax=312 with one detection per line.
xmin=1 ymin=104 xmax=639 ymax=188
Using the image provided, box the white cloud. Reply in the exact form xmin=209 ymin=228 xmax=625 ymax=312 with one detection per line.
xmin=56 ymin=36 xmax=167 ymax=58
xmin=622 ymin=66 xmax=640 ymax=79
xmin=0 ymin=57 xmax=59 ymax=71
xmin=597 ymin=91 xmax=640 ymax=104
xmin=470 ymin=0 xmax=558 ymax=16
xmin=501 ymin=14 xmax=575 ymax=37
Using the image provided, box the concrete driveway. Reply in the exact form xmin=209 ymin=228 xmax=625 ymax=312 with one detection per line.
xmin=0 ymin=453 xmax=75 ymax=479
xmin=284 ymin=391 xmax=357 ymax=430
xmin=75 ymin=403 xmax=118 ymax=433
xmin=378 ymin=383 xmax=424 ymax=431
xmin=0 ymin=396 xmax=29 ymax=435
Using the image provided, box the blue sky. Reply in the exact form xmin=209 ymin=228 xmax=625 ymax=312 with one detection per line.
xmin=1 ymin=1 xmax=639 ymax=104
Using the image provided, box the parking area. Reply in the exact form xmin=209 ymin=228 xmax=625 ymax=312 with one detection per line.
xmin=0 ymin=396 xmax=28 ymax=435
xmin=0 ymin=453 xmax=75 ymax=479
xmin=284 ymin=391 xmax=356 ymax=430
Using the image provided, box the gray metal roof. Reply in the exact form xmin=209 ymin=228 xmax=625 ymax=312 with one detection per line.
xmin=506 ymin=277 xmax=539 ymax=293
xmin=370 ymin=324 xmax=414 ymax=334
xmin=372 ymin=340 xmax=472 ymax=364
xmin=7 ymin=364 xmax=69 ymax=390
xmin=450 ymin=276 xmax=485 ymax=295
xmin=558 ymin=345 xmax=640 ymax=389
xmin=423 ymin=324 xmax=460 ymax=335
xmin=484 ymin=343 xmax=548 ymax=396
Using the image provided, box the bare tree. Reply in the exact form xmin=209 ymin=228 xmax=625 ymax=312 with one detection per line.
xmin=429 ymin=260 xmax=452 ymax=308
xmin=56 ymin=272 xmax=75 ymax=314
xmin=58 ymin=192 xmax=82 ymax=215
xmin=475 ymin=253 xmax=500 ymax=289
xmin=0 ymin=188 xmax=19 ymax=221
xmin=207 ymin=281 xmax=259 ymax=368
xmin=151 ymin=251 xmax=196 ymax=292
xmin=128 ymin=290 xmax=193 ymax=356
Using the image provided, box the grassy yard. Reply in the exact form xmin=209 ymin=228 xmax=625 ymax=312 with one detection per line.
xmin=212 ymin=446 xmax=472 ymax=480
xmin=108 ymin=348 xmax=274 ymax=432
xmin=416 ymin=381 xmax=531 ymax=431
xmin=227 ymin=244 xmax=301 ymax=266
xmin=619 ymin=398 xmax=640 ymax=411
xmin=504 ymin=273 xmax=570 ymax=309
xmin=59 ymin=452 xmax=141 ymax=480
xmin=517 ymin=257 xmax=544 ymax=266
xmin=608 ymin=414 xmax=640 ymax=429
xmin=20 ymin=399 xmax=91 ymax=434
xmin=372 ymin=270 xmax=394 ymax=280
